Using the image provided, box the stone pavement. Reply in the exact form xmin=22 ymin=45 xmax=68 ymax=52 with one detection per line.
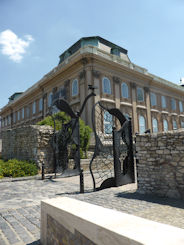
xmin=0 ymin=173 xmax=184 ymax=245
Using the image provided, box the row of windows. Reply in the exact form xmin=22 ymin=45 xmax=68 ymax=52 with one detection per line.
xmin=103 ymin=111 xmax=184 ymax=135
xmin=2 ymin=98 xmax=43 ymax=126
xmin=139 ymin=116 xmax=184 ymax=133
xmin=101 ymin=78 xmax=184 ymax=111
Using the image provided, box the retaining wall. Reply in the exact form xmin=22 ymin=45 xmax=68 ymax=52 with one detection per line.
xmin=136 ymin=129 xmax=184 ymax=199
xmin=2 ymin=125 xmax=54 ymax=172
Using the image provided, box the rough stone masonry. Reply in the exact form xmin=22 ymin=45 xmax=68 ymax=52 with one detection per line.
xmin=2 ymin=125 xmax=54 ymax=172
xmin=136 ymin=129 xmax=184 ymax=200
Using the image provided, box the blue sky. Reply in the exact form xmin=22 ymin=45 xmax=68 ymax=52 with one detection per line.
xmin=0 ymin=0 xmax=184 ymax=109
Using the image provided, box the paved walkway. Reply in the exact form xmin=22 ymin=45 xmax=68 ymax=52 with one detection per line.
xmin=0 ymin=173 xmax=184 ymax=245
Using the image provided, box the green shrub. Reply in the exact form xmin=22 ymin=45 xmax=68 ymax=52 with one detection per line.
xmin=0 ymin=159 xmax=38 ymax=178
xmin=37 ymin=112 xmax=92 ymax=158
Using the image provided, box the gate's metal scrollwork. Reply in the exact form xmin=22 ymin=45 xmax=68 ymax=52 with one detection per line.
xmin=50 ymin=86 xmax=96 ymax=182
xmin=90 ymin=101 xmax=135 ymax=191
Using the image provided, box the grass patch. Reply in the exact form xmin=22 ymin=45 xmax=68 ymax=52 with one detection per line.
xmin=0 ymin=159 xmax=38 ymax=178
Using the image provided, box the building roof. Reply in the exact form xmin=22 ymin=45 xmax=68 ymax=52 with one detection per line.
xmin=59 ymin=36 xmax=128 ymax=64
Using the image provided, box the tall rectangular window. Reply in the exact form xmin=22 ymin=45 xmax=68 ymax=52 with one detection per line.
xmin=150 ymin=92 xmax=157 ymax=106
xmin=32 ymin=101 xmax=36 ymax=114
xmin=22 ymin=108 xmax=24 ymax=119
xmin=161 ymin=96 xmax=166 ymax=108
xmin=179 ymin=101 xmax=183 ymax=113
xmin=39 ymin=98 xmax=43 ymax=112
xmin=13 ymin=112 xmax=16 ymax=123
xmin=17 ymin=111 xmax=20 ymax=121
xmin=171 ymin=98 xmax=176 ymax=110
xmin=26 ymin=107 xmax=30 ymax=118
xmin=137 ymin=87 xmax=144 ymax=102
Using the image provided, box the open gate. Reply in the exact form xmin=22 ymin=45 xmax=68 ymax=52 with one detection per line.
xmin=89 ymin=101 xmax=135 ymax=191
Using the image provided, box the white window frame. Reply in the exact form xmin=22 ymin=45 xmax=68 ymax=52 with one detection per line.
xmin=152 ymin=118 xmax=158 ymax=133
xmin=150 ymin=92 xmax=157 ymax=106
xmin=161 ymin=96 xmax=166 ymax=108
xmin=121 ymin=82 xmax=129 ymax=98
xmin=102 ymin=77 xmax=111 ymax=95
xmin=72 ymin=79 xmax=78 ymax=97
xmin=139 ymin=115 xmax=146 ymax=133
xmin=137 ymin=87 xmax=144 ymax=102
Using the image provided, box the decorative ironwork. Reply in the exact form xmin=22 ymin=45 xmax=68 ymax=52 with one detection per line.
xmin=50 ymin=85 xmax=96 ymax=193
xmin=89 ymin=101 xmax=135 ymax=191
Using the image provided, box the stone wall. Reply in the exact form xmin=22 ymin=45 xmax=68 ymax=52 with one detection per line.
xmin=2 ymin=125 xmax=54 ymax=172
xmin=136 ymin=129 xmax=184 ymax=199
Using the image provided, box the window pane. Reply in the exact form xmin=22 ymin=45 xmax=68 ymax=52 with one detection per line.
xmin=181 ymin=121 xmax=184 ymax=128
xmin=173 ymin=120 xmax=177 ymax=130
xmin=22 ymin=108 xmax=24 ymax=119
xmin=161 ymin=96 xmax=166 ymax=108
xmin=48 ymin=93 xmax=53 ymax=107
xmin=163 ymin=119 xmax=168 ymax=131
xmin=18 ymin=111 xmax=20 ymax=121
xmin=139 ymin=115 xmax=145 ymax=133
xmin=152 ymin=118 xmax=158 ymax=133
xmin=104 ymin=111 xmax=112 ymax=134
xmin=171 ymin=99 xmax=176 ymax=110
xmin=150 ymin=93 xmax=157 ymax=106
xmin=121 ymin=83 xmax=128 ymax=98
xmin=32 ymin=102 xmax=36 ymax=114
xmin=103 ymin=77 xmax=111 ymax=94
xmin=72 ymin=79 xmax=78 ymax=96
xmin=137 ymin=88 xmax=144 ymax=102
xmin=179 ymin=101 xmax=183 ymax=112
xmin=39 ymin=98 xmax=43 ymax=112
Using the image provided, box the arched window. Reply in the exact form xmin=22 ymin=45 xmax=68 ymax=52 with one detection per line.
xmin=121 ymin=83 xmax=129 ymax=98
xmin=139 ymin=115 xmax=146 ymax=133
xmin=102 ymin=77 xmax=111 ymax=94
xmin=163 ymin=119 xmax=168 ymax=132
xmin=152 ymin=118 xmax=158 ymax=133
xmin=150 ymin=93 xmax=157 ymax=106
xmin=104 ymin=111 xmax=113 ymax=134
xmin=39 ymin=98 xmax=43 ymax=112
xmin=72 ymin=79 xmax=78 ymax=96
xmin=48 ymin=92 xmax=53 ymax=107
xmin=137 ymin=87 xmax=144 ymax=102
xmin=173 ymin=120 xmax=177 ymax=130
xmin=161 ymin=96 xmax=166 ymax=108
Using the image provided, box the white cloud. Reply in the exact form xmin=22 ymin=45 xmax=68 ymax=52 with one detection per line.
xmin=0 ymin=29 xmax=34 ymax=63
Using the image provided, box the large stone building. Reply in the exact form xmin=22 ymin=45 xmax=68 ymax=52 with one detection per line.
xmin=1 ymin=36 xmax=184 ymax=135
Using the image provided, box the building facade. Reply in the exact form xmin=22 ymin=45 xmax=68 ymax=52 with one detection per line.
xmin=1 ymin=36 xmax=184 ymax=135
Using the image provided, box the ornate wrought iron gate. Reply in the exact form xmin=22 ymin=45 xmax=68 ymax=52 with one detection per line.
xmin=89 ymin=101 xmax=135 ymax=191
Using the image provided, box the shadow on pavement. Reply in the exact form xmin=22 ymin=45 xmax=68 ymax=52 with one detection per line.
xmin=115 ymin=191 xmax=184 ymax=209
